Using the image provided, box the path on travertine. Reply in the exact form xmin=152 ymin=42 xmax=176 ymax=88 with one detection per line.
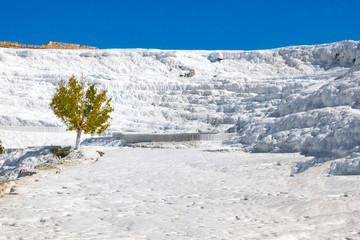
xmin=0 ymin=148 xmax=360 ymax=239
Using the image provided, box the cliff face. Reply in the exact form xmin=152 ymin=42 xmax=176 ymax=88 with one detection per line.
xmin=0 ymin=41 xmax=98 ymax=50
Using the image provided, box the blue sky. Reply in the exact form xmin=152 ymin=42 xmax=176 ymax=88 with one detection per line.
xmin=1 ymin=0 xmax=359 ymax=50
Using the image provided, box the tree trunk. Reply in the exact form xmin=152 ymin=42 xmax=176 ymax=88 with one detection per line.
xmin=75 ymin=128 xmax=82 ymax=150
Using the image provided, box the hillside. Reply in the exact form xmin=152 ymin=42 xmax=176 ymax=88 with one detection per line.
xmin=0 ymin=40 xmax=359 ymax=163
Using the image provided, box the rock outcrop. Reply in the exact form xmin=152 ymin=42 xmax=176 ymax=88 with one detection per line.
xmin=0 ymin=41 xmax=98 ymax=50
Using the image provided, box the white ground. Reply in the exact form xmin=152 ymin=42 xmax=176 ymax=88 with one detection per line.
xmin=1 ymin=147 xmax=360 ymax=240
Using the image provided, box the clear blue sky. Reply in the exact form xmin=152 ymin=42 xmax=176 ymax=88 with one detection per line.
xmin=2 ymin=0 xmax=359 ymax=50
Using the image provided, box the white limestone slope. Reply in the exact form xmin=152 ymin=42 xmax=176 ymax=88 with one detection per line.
xmin=0 ymin=40 xmax=360 ymax=170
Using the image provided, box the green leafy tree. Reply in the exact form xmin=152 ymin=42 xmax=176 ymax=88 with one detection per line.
xmin=50 ymin=75 xmax=114 ymax=149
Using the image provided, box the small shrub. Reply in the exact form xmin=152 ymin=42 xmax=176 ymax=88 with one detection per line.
xmin=96 ymin=151 xmax=105 ymax=157
xmin=0 ymin=141 xmax=4 ymax=154
xmin=50 ymin=146 xmax=71 ymax=158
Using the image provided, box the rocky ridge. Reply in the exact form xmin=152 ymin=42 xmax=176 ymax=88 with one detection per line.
xmin=0 ymin=41 xmax=98 ymax=50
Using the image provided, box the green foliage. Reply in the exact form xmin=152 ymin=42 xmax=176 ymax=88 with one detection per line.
xmin=0 ymin=141 xmax=4 ymax=155
xmin=83 ymin=85 xmax=113 ymax=134
xmin=50 ymin=75 xmax=85 ymax=132
xmin=50 ymin=146 xmax=71 ymax=158
xmin=50 ymin=75 xmax=114 ymax=148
